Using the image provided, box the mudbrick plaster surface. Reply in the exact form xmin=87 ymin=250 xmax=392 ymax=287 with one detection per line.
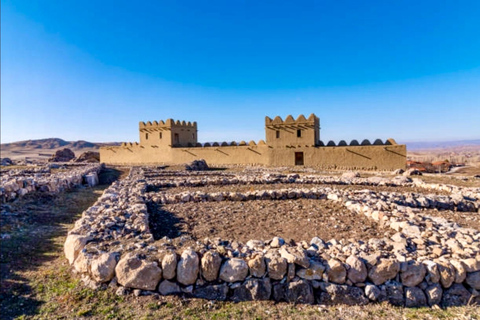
xmin=65 ymin=167 xmax=480 ymax=307
xmin=100 ymin=114 xmax=406 ymax=170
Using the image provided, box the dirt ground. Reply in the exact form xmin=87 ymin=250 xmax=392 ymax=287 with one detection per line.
xmin=149 ymin=199 xmax=393 ymax=245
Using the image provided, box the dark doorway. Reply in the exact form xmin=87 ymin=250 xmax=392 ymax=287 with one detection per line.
xmin=174 ymin=133 xmax=179 ymax=145
xmin=295 ymin=152 xmax=304 ymax=165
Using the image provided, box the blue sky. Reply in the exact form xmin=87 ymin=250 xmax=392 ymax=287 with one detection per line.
xmin=1 ymin=0 xmax=480 ymax=144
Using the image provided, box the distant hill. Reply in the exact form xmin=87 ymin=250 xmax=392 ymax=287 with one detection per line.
xmin=0 ymin=138 xmax=120 ymax=160
xmin=403 ymin=139 xmax=480 ymax=151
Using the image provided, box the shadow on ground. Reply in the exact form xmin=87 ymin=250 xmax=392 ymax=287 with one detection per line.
xmin=147 ymin=201 xmax=185 ymax=240
xmin=0 ymin=167 xmax=122 ymax=320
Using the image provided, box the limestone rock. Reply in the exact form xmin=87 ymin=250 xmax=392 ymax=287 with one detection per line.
xmin=466 ymin=271 xmax=480 ymax=290
xmin=265 ymin=254 xmax=287 ymax=280
xmin=219 ymin=258 xmax=248 ymax=283
xmin=85 ymin=172 xmax=99 ymax=187
xmin=73 ymin=251 xmax=89 ymax=274
xmin=177 ymin=249 xmax=199 ymax=286
xmin=317 ymin=283 xmax=368 ymax=306
xmin=287 ymin=279 xmax=314 ymax=305
xmin=423 ymin=260 xmax=440 ymax=283
xmin=64 ymin=234 xmax=91 ymax=264
xmin=405 ymin=287 xmax=427 ymax=308
xmin=437 ymin=261 xmax=455 ymax=288
xmin=326 ymin=259 xmax=346 ymax=284
xmin=365 ymin=284 xmax=384 ymax=301
xmin=158 ymin=280 xmax=181 ymax=295
xmin=450 ymin=260 xmax=467 ymax=283
xmin=425 ymin=283 xmax=442 ymax=306
xmin=231 ymin=278 xmax=272 ymax=301
xmin=296 ymin=260 xmax=325 ymax=280
xmin=201 ymin=251 xmax=222 ymax=281
xmin=346 ymin=255 xmax=367 ymax=284
xmin=115 ymin=253 xmax=162 ymax=291
xmin=463 ymin=258 xmax=480 ymax=272
xmin=193 ymin=284 xmax=229 ymax=301
xmin=279 ymin=246 xmax=309 ymax=268
xmin=1 ymin=158 xmax=13 ymax=166
xmin=270 ymin=237 xmax=285 ymax=248
xmin=247 ymin=254 xmax=266 ymax=278
xmin=49 ymin=148 xmax=75 ymax=162
xmin=441 ymin=283 xmax=472 ymax=307
xmin=89 ymin=252 xmax=118 ymax=282
xmin=383 ymin=281 xmax=404 ymax=306
xmin=185 ymin=159 xmax=209 ymax=171
xmin=161 ymin=252 xmax=177 ymax=280
xmin=272 ymin=282 xmax=288 ymax=302
xmin=400 ymin=261 xmax=426 ymax=287
xmin=368 ymin=259 xmax=400 ymax=285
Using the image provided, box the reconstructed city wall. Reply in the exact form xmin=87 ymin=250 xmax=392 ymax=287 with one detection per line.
xmin=100 ymin=143 xmax=271 ymax=166
xmin=270 ymin=144 xmax=406 ymax=170
xmin=100 ymin=143 xmax=406 ymax=170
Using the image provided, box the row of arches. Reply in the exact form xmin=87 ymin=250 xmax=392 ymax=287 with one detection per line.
xmin=318 ymin=138 xmax=396 ymax=147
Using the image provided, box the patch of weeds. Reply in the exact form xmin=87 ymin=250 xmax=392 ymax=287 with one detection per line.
xmin=147 ymin=302 xmax=160 ymax=311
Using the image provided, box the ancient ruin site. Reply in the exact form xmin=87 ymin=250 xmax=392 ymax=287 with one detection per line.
xmin=3 ymin=2 xmax=480 ymax=318
xmin=1 ymin=142 xmax=480 ymax=318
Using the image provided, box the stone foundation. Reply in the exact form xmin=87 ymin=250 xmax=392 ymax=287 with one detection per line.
xmin=1 ymin=164 xmax=103 ymax=202
xmin=65 ymin=167 xmax=480 ymax=307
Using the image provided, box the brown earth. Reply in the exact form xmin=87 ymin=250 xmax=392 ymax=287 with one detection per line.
xmin=149 ymin=198 xmax=393 ymax=245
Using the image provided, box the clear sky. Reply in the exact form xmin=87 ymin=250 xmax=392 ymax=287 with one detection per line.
xmin=2 ymin=0 xmax=480 ymax=144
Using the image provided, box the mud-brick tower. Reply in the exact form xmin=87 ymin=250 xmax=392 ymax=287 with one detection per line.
xmin=139 ymin=119 xmax=198 ymax=147
xmin=265 ymin=114 xmax=320 ymax=148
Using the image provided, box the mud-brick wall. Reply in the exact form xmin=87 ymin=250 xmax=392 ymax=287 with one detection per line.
xmin=100 ymin=144 xmax=406 ymax=170
xmin=269 ymin=145 xmax=407 ymax=170
xmin=100 ymin=145 xmax=173 ymax=165
xmin=100 ymin=145 xmax=271 ymax=166
xmin=169 ymin=145 xmax=270 ymax=166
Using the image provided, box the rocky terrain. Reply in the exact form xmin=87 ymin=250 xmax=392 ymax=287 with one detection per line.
xmin=63 ymin=166 xmax=480 ymax=308
xmin=0 ymin=138 xmax=119 ymax=161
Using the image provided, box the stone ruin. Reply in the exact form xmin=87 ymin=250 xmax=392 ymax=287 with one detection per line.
xmin=64 ymin=167 xmax=480 ymax=307
xmin=49 ymin=148 xmax=76 ymax=162
xmin=1 ymin=164 xmax=103 ymax=202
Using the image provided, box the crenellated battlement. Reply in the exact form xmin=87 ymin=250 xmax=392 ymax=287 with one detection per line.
xmin=101 ymin=112 xmax=405 ymax=170
xmin=139 ymin=119 xmax=197 ymax=131
xmin=265 ymin=114 xmax=320 ymax=148
xmin=265 ymin=113 xmax=318 ymax=126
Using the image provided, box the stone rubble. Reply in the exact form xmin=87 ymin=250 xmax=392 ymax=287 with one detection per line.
xmin=1 ymin=164 xmax=102 ymax=202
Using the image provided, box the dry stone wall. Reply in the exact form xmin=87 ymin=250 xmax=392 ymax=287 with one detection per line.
xmin=65 ymin=168 xmax=480 ymax=307
xmin=1 ymin=164 xmax=103 ymax=202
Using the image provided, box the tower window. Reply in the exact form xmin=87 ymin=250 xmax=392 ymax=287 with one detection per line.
xmin=159 ymin=132 xmax=162 ymax=139
xmin=297 ymin=129 xmax=302 ymax=137
xmin=192 ymin=133 xmax=195 ymax=139
xmin=276 ymin=130 xmax=280 ymax=139
xmin=146 ymin=133 xmax=149 ymax=140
